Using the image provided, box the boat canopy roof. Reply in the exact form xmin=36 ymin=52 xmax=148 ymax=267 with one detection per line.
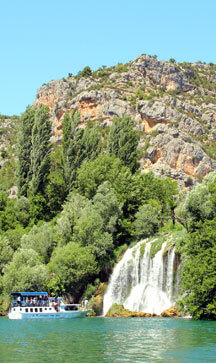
xmin=11 ymin=292 xmax=48 ymax=297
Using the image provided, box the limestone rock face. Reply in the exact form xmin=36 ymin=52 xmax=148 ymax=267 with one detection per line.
xmin=0 ymin=115 xmax=18 ymax=193
xmin=132 ymin=55 xmax=194 ymax=92
xmin=33 ymin=54 xmax=216 ymax=185
xmin=142 ymin=128 xmax=216 ymax=186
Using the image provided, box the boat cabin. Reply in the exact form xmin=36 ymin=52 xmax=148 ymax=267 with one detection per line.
xmin=11 ymin=292 xmax=49 ymax=307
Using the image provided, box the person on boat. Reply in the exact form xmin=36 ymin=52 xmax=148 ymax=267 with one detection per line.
xmin=29 ymin=298 xmax=33 ymax=306
xmin=57 ymin=296 xmax=62 ymax=306
xmin=54 ymin=302 xmax=60 ymax=312
xmin=38 ymin=295 xmax=42 ymax=306
xmin=17 ymin=295 xmax=21 ymax=306
xmin=44 ymin=296 xmax=48 ymax=306
xmin=84 ymin=298 xmax=88 ymax=308
xmin=32 ymin=297 xmax=36 ymax=306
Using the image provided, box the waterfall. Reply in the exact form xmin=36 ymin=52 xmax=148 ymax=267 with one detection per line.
xmin=103 ymin=238 xmax=180 ymax=316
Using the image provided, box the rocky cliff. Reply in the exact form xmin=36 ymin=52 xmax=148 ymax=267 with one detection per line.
xmin=33 ymin=55 xmax=216 ymax=187
xmin=0 ymin=114 xmax=19 ymax=194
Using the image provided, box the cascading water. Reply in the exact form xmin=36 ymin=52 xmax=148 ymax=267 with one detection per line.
xmin=103 ymin=238 xmax=181 ymax=316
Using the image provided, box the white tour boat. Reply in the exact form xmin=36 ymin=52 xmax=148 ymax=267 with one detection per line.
xmin=8 ymin=292 xmax=89 ymax=319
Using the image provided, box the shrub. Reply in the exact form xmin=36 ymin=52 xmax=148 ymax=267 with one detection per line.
xmin=115 ymin=63 xmax=128 ymax=73
xmin=77 ymin=66 xmax=92 ymax=78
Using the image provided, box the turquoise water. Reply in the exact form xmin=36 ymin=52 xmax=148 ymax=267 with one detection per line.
xmin=0 ymin=317 xmax=215 ymax=362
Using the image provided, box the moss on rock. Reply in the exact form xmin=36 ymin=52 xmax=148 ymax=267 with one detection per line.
xmin=87 ymin=282 xmax=107 ymax=316
xmin=140 ymin=242 xmax=146 ymax=258
xmin=106 ymin=303 xmax=159 ymax=317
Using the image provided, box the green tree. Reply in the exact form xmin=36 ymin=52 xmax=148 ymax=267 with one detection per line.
xmin=107 ymin=115 xmax=139 ymax=173
xmin=0 ymin=199 xmax=17 ymax=231
xmin=76 ymin=155 xmax=178 ymax=242
xmin=77 ymin=154 xmax=133 ymax=200
xmin=4 ymin=226 xmax=26 ymax=251
xmin=133 ymin=203 xmax=161 ymax=239
xmin=17 ymin=106 xmax=35 ymax=197
xmin=72 ymin=202 xmax=114 ymax=262
xmin=56 ymin=192 xmax=89 ymax=245
xmin=29 ymin=193 xmax=47 ymax=223
xmin=31 ymin=105 xmax=51 ymax=195
xmin=93 ymin=181 xmax=122 ymax=235
xmin=131 ymin=173 xmax=178 ymax=217
xmin=82 ymin=120 xmax=102 ymax=160
xmin=3 ymin=248 xmax=48 ymax=294
xmin=62 ymin=112 xmax=102 ymax=192
xmin=44 ymin=145 xmax=66 ymax=217
xmin=176 ymin=172 xmax=216 ymax=231
xmin=21 ymin=223 xmax=56 ymax=263
xmin=14 ymin=197 xmax=30 ymax=228
xmin=0 ymin=236 xmax=14 ymax=274
xmin=179 ymin=218 xmax=216 ymax=319
xmin=62 ymin=111 xmax=85 ymax=191
xmin=71 ymin=184 xmax=121 ymax=263
xmin=77 ymin=66 xmax=92 ymax=78
xmin=73 ymin=205 xmax=114 ymax=262
xmin=0 ymin=195 xmax=30 ymax=232
xmin=47 ymin=242 xmax=98 ymax=298
xmin=56 ymin=183 xmax=119 ymax=263
xmin=0 ymin=190 xmax=7 ymax=210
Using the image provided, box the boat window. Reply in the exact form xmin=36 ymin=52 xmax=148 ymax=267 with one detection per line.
xmin=30 ymin=308 xmax=33 ymax=312
xmin=35 ymin=308 xmax=38 ymax=312
xmin=65 ymin=305 xmax=78 ymax=311
xmin=25 ymin=308 xmax=28 ymax=313
xmin=13 ymin=308 xmax=16 ymax=311
xmin=20 ymin=308 xmax=22 ymax=311
xmin=40 ymin=308 xmax=42 ymax=312
xmin=45 ymin=308 xmax=47 ymax=310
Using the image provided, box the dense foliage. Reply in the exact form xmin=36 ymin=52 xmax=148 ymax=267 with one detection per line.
xmin=0 ymin=108 xmax=215 ymax=319
xmin=31 ymin=104 xmax=51 ymax=196
xmin=62 ymin=111 xmax=102 ymax=192
xmin=107 ymin=115 xmax=139 ymax=173
xmin=176 ymin=173 xmax=216 ymax=319
xmin=17 ymin=106 xmax=35 ymax=197
xmin=178 ymin=219 xmax=216 ymax=319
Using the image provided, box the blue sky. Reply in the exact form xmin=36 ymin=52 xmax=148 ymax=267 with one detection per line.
xmin=1 ymin=0 xmax=215 ymax=116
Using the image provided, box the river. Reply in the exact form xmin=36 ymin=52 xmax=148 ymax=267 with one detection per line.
xmin=0 ymin=317 xmax=215 ymax=362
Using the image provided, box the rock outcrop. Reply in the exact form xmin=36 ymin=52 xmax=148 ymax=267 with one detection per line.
xmin=0 ymin=115 xmax=17 ymax=170
xmin=105 ymin=303 xmax=159 ymax=318
xmin=33 ymin=55 xmax=216 ymax=186
xmin=105 ymin=303 xmax=182 ymax=318
xmin=160 ymin=306 xmax=181 ymax=318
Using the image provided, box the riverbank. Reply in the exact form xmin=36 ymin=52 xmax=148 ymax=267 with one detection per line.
xmin=105 ymin=303 xmax=182 ymax=318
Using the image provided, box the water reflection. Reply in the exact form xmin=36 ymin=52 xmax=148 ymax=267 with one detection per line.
xmin=102 ymin=318 xmax=179 ymax=361
xmin=0 ymin=317 xmax=216 ymax=362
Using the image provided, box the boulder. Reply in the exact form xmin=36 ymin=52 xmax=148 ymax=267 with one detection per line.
xmin=160 ymin=306 xmax=180 ymax=317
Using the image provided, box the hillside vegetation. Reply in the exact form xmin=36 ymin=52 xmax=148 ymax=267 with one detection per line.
xmin=34 ymin=54 xmax=216 ymax=188
xmin=0 ymin=55 xmax=216 ymax=319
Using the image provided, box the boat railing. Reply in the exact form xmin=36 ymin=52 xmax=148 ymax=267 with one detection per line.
xmin=12 ymin=300 xmax=49 ymax=308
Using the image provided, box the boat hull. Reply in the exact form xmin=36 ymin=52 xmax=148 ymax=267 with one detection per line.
xmin=8 ymin=310 xmax=89 ymax=319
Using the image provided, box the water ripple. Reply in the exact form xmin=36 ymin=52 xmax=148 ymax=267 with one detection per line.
xmin=0 ymin=317 xmax=216 ymax=362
